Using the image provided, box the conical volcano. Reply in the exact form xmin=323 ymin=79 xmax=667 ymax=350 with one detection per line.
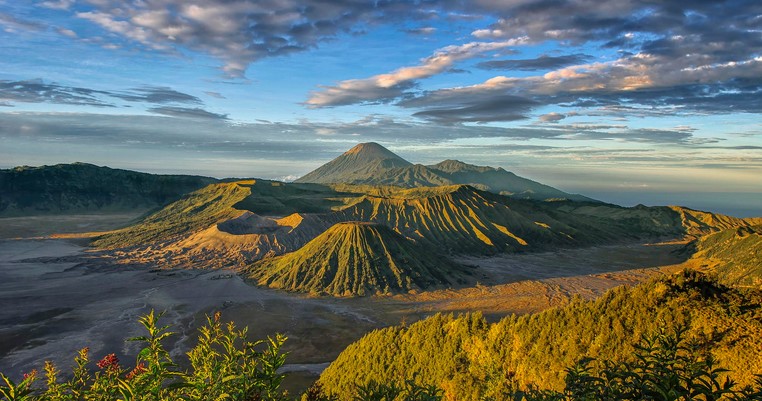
xmin=296 ymin=142 xmax=595 ymax=202
xmin=295 ymin=142 xmax=412 ymax=184
xmin=246 ymin=221 xmax=463 ymax=296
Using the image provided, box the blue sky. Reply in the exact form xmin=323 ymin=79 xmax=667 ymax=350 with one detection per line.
xmin=1 ymin=0 xmax=761 ymax=215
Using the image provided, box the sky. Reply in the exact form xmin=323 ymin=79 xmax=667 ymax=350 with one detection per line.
xmin=1 ymin=0 xmax=761 ymax=216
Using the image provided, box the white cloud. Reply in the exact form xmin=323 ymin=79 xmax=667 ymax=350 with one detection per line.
xmin=306 ymin=38 xmax=528 ymax=107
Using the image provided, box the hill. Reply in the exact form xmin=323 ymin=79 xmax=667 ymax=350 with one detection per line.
xmin=0 ymin=163 xmax=215 ymax=216
xmin=92 ymin=180 xmax=354 ymax=251
xmin=319 ymin=271 xmax=762 ymax=400
xmin=296 ymin=142 xmax=592 ymax=202
xmin=691 ymin=225 xmax=762 ymax=287
xmin=246 ymin=222 xmax=466 ymax=296
xmin=428 ymin=159 xmax=594 ymax=201
xmin=335 ymin=185 xmax=684 ymax=254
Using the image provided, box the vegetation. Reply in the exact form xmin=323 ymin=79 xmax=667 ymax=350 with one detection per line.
xmin=247 ymin=222 xmax=466 ymax=296
xmin=0 ymin=163 xmax=215 ymax=216
xmin=93 ymin=181 xmax=255 ymax=248
xmin=3 ymin=275 xmax=762 ymax=400
xmin=518 ymin=327 xmax=762 ymax=401
xmin=319 ymin=271 xmax=762 ymax=400
xmin=692 ymin=225 xmax=762 ymax=287
xmin=92 ymin=180 xmax=363 ymax=249
xmin=0 ymin=311 xmax=442 ymax=401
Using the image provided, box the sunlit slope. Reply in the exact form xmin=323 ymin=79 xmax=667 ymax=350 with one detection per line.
xmin=93 ymin=180 xmax=357 ymax=250
xmin=320 ymin=271 xmax=762 ymax=400
xmin=669 ymin=205 xmax=758 ymax=237
xmin=93 ymin=181 xmax=255 ymax=248
xmin=335 ymin=185 xmax=683 ymax=253
xmin=692 ymin=225 xmax=762 ymax=287
xmin=248 ymin=222 xmax=464 ymax=296
xmin=0 ymin=163 xmax=215 ymax=216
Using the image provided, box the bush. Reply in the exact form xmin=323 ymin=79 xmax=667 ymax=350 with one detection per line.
xmin=0 ymin=311 xmax=440 ymax=401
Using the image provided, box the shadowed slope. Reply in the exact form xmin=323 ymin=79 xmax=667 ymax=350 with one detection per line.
xmin=247 ymin=222 xmax=464 ymax=296
xmin=429 ymin=159 xmax=594 ymax=202
xmin=0 ymin=163 xmax=215 ymax=216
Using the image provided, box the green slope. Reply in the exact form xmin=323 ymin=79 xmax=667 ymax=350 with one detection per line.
xmin=692 ymin=225 xmax=762 ymax=287
xmin=92 ymin=180 xmax=362 ymax=249
xmin=319 ymin=271 xmax=762 ymax=400
xmin=93 ymin=180 xmax=255 ymax=248
xmin=0 ymin=163 xmax=215 ymax=216
xmin=247 ymin=222 xmax=465 ymax=296
xmin=335 ymin=185 xmax=684 ymax=254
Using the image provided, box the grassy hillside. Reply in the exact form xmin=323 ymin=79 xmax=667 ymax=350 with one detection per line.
xmin=319 ymin=271 xmax=762 ymax=400
xmin=93 ymin=181 xmax=255 ymax=248
xmin=247 ymin=222 xmax=466 ymax=296
xmin=0 ymin=163 xmax=215 ymax=216
xmin=336 ymin=185 xmax=684 ymax=254
xmin=93 ymin=180 xmax=361 ymax=249
xmin=692 ymin=225 xmax=762 ymax=287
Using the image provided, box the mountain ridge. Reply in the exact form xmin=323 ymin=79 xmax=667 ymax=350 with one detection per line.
xmin=295 ymin=142 xmax=594 ymax=202
xmin=0 ymin=162 xmax=216 ymax=216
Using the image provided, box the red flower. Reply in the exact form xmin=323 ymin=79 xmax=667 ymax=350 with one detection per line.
xmin=23 ymin=369 xmax=37 ymax=381
xmin=96 ymin=353 xmax=120 ymax=371
xmin=125 ymin=362 xmax=147 ymax=380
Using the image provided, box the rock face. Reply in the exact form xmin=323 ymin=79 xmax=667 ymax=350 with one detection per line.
xmin=0 ymin=162 xmax=216 ymax=216
xmin=247 ymin=221 xmax=464 ymax=296
xmin=295 ymin=142 xmax=593 ymax=202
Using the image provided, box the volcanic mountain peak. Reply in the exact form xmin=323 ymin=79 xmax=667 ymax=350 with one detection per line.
xmin=294 ymin=142 xmax=411 ymax=184
xmin=344 ymin=142 xmax=404 ymax=159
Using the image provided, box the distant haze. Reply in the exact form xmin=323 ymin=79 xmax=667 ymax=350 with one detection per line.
xmin=585 ymin=191 xmax=762 ymax=218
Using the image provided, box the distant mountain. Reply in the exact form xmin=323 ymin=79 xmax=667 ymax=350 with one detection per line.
xmin=295 ymin=142 xmax=593 ymax=202
xmin=296 ymin=142 xmax=412 ymax=184
xmin=0 ymin=163 xmax=216 ymax=216
xmin=247 ymin=222 xmax=465 ymax=296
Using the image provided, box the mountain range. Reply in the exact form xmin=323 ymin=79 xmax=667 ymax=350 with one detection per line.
xmin=4 ymin=143 xmax=760 ymax=297
xmin=296 ymin=142 xmax=594 ymax=202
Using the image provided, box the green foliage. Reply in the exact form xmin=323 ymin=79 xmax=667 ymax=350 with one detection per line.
xmin=0 ymin=311 xmax=440 ymax=401
xmin=521 ymin=326 xmax=762 ymax=401
xmin=692 ymin=225 xmax=762 ymax=287
xmin=320 ymin=271 xmax=762 ymax=400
